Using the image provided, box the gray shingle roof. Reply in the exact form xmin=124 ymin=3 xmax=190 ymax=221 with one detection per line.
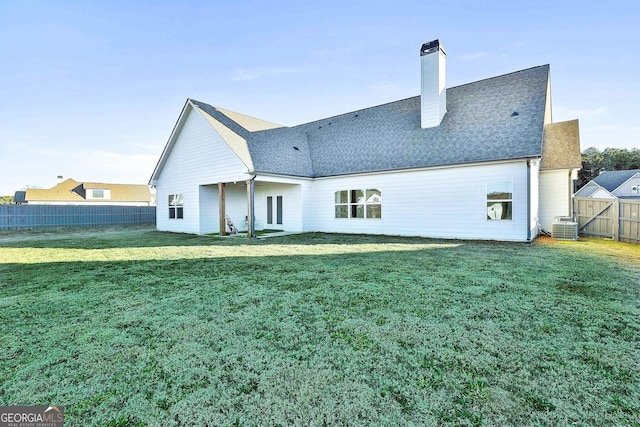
xmin=13 ymin=191 xmax=26 ymax=203
xmin=593 ymin=169 xmax=640 ymax=192
xmin=194 ymin=64 xmax=551 ymax=178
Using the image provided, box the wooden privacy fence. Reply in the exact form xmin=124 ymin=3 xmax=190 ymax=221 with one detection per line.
xmin=0 ymin=205 xmax=156 ymax=230
xmin=574 ymin=197 xmax=640 ymax=243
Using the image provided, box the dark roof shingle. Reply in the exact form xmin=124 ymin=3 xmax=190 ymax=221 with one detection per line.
xmin=196 ymin=65 xmax=552 ymax=178
xmin=593 ymin=169 xmax=640 ymax=192
xmin=296 ymin=65 xmax=549 ymax=177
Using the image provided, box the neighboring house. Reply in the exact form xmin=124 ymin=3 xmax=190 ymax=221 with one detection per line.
xmin=150 ymin=39 xmax=581 ymax=241
xmin=16 ymin=177 xmax=155 ymax=206
xmin=574 ymin=169 xmax=640 ymax=199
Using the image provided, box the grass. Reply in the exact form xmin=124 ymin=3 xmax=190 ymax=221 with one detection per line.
xmin=0 ymin=227 xmax=639 ymax=426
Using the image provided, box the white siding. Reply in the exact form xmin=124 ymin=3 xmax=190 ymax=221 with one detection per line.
xmin=156 ymin=107 xmax=249 ymax=234
xmin=420 ymin=47 xmax=446 ymax=128
xmin=198 ymin=185 xmax=218 ymax=234
xmin=86 ymin=189 xmax=111 ymax=200
xmin=529 ymin=160 xmax=540 ymax=239
xmin=539 ymin=169 xmax=571 ymax=232
xmin=612 ymin=174 xmax=640 ymax=197
xmin=544 ymin=74 xmax=552 ymax=124
xmin=254 ymin=178 xmax=305 ymax=232
xmin=574 ymin=182 xmax=600 ymax=198
xmin=592 ymin=188 xmax=615 ymax=199
xmin=305 ymin=161 xmax=530 ymax=241
xmin=223 ymin=183 xmax=250 ymax=232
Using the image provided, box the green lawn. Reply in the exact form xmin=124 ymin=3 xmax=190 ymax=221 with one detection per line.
xmin=0 ymin=227 xmax=638 ymax=426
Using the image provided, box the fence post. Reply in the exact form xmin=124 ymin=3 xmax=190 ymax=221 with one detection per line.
xmin=613 ymin=198 xmax=620 ymax=241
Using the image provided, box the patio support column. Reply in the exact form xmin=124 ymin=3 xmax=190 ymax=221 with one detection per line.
xmin=218 ymin=182 xmax=226 ymax=236
xmin=246 ymin=178 xmax=255 ymax=238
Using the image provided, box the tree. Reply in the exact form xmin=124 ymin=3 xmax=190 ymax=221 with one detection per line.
xmin=0 ymin=196 xmax=14 ymax=204
xmin=577 ymin=147 xmax=640 ymax=189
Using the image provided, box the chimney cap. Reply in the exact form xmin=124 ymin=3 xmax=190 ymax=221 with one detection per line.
xmin=421 ymin=39 xmax=445 ymax=56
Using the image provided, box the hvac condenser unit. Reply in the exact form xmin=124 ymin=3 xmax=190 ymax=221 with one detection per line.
xmin=552 ymin=216 xmax=578 ymax=240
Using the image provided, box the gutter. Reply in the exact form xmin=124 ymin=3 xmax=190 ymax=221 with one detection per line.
xmin=253 ymin=156 xmax=542 ymax=181
xmin=526 ymin=159 xmax=532 ymax=242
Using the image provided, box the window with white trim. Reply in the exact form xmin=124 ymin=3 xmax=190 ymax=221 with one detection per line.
xmin=335 ymin=189 xmax=381 ymax=219
xmin=486 ymin=181 xmax=512 ymax=220
xmin=86 ymin=188 xmax=110 ymax=199
xmin=168 ymin=194 xmax=184 ymax=219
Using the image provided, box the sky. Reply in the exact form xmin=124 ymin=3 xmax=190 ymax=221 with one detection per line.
xmin=1 ymin=0 xmax=638 ymax=195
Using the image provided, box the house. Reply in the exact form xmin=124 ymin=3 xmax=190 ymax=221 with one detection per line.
xmin=574 ymin=169 xmax=640 ymax=199
xmin=149 ymin=39 xmax=581 ymax=241
xmin=16 ymin=177 xmax=155 ymax=206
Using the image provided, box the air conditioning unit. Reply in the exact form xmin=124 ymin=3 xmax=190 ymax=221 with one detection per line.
xmin=552 ymin=216 xmax=578 ymax=240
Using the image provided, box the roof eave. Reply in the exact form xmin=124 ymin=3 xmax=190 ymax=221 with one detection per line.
xmin=540 ymin=165 xmax=582 ymax=172
xmin=256 ymin=156 xmax=540 ymax=180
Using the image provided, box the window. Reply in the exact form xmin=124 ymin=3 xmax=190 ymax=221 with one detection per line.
xmin=487 ymin=181 xmax=512 ymax=220
xmin=366 ymin=189 xmax=382 ymax=218
xmin=168 ymin=194 xmax=184 ymax=219
xmin=86 ymin=188 xmax=110 ymax=199
xmin=266 ymin=196 xmax=283 ymax=225
xmin=335 ymin=190 xmax=349 ymax=218
xmin=335 ymin=189 xmax=382 ymax=219
xmin=350 ymin=189 xmax=364 ymax=218
xmin=276 ymin=196 xmax=283 ymax=225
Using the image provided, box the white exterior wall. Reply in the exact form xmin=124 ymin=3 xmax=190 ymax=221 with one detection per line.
xmin=305 ymin=161 xmax=531 ymax=241
xmin=85 ymin=189 xmax=112 ymax=200
xmin=612 ymin=174 xmax=640 ymax=197
xmin=574 ymin=181 xmax=614 ymax=199
xmin=544 ymin=74 xmax=552 ymax=124
xmin=591 ymin=188 xmax=615 ymax=199
xmin=254 ymin=176 xmax=306 ymax=232
xmin=156 ymin=108 xmax=249 ymax=234
xmin=529 ymin=160 xmax=540 ymax=239
xmin=224 ymin=183 xmax=250 ymax=232
xmin=199 ymin=185 xmax=218 ymax=234
xmin=420 ymin=47 xmax=447 ymax=129
xmin=539 ymin=169 xmax=571 ymax=232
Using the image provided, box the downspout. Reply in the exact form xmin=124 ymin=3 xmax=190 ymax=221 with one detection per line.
xmin=568 ymin=170 xmax=574 ymax=219
xmin=526 ymin=159 xmax=532 ymax=242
